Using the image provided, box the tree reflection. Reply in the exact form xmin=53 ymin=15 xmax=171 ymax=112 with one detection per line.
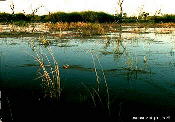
xmin=113 ymin=25 xmax=126 ymax=61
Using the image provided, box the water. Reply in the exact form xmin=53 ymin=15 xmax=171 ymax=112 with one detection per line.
xmin=1 ymin=27 xmax=175 ymax=121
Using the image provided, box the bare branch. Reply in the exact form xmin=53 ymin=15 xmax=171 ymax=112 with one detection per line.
xmin=10 ymin=2 xmax=15 ymax=14
xmin=32 ymin=5 xmax=44 ymax=16
xmin=117 ymin=0 xmax=124 ymax=16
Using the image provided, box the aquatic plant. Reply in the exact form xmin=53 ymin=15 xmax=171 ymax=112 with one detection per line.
xmin=81 ymin=50 xmax=111 ymax=116
xmin=155 ymin=28 xmax=174 ymax=34
xmin=13 ymin=21 xmax=29 ymax=27
xmin=28 ymin=43 xmax=61 ymax=99
xmin=78 ymin=23 xmax=105 ymax=36
xmin=45 ymin=22 xmax=106 ymax=37
xmin=38 ymin=36 xmax=51 ymax=45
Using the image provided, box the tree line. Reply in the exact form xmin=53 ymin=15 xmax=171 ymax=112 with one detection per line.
xmin=0 ymin=11 xmax=174 ymax=23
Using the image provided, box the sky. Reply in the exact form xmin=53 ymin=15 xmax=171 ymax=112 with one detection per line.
xmin=0 ymin=0 xmax=175 ymax=16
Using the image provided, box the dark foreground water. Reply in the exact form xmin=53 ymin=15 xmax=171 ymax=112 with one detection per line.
xmin=1 ymin=28 xmax=175 ymax=122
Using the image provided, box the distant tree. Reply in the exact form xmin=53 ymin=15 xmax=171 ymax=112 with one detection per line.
xmin=137 ymin=5 xmax=144 ymax=20
xmin=142 ymin=12 xmax=149 ymax=21
xmin=117 ymin=0 xmax=124 ymax=17
xmin=81 ymin=11 xmax=98 ymax=22
xmin=31 ymin=5 xmax=44 ymax=16
xmin=10 ymin=2 xmax=15 ymax=14
xmin=123 ymin=13 xmax=127 ymax=18
xmin=154 ymin=9 xmax=162 ymax=16
xmin=13 ymin=13 xmax=27 ymax=21
xmin=67 ymin=12 xmax=83 ymax=22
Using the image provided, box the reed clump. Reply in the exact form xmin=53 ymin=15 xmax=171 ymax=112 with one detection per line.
xmin=28 ymin=43 xmax=61 ymax=99
xmin=45 ymin=22 xmax=70 ymax=32
xmin=38 ymin=36 xmax=51 ymax=45
xmin=78 ymin=23 xmax=105 ymax=36
xmin=38 ymin=50 xmax=60 ymax=99
xmin=45 ymin=22 xmax=106 ymax=36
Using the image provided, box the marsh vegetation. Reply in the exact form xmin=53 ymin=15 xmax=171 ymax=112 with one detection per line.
xmin=1 ymin=10 xmax=175 ymax=122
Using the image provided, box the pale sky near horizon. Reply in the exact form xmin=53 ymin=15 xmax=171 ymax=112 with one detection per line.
xmin=0 ymin=0 xmax=175 ymax=16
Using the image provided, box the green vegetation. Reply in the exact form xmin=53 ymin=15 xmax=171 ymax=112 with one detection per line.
xmin=150 ymin=14 xmax=175 ymax=23
xmin=0 ymin=11 xmax=175 ymax=38
xmin=0 ymin=11 xmax=115 ymax=23
xmin=0 ymin=11 xmax=175 ymax=23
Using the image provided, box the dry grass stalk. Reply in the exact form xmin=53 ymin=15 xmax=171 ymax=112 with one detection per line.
xmin=95 ymin=54 xmax=111 ymax=116
xmin=83 ymin=50 xmax=111 ymax=116
xmin=27 ymin=44 xmax=61 ymax=99
xmin=81 ymin=83 xmax=97 ymax=107
xmin=90 ymin=51 xmax=100 ymax=92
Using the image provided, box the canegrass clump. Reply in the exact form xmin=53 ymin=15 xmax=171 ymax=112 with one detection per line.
xmin=28 ymin=41 xmax=61 ymax=99
xmin=36 ymin=48 xmax=61 ymax=99
xmin=38 ymin=36 xmax=51 ymax=45
xmin=78 ymin=23 xmax=105 ymax=36
xmin=45 ymin=22 xmax=106 ymax=36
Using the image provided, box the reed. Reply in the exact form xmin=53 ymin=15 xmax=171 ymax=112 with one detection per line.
xmin=78 ymin=23 xmax=105 ymax=36
xmin=45 ymin=22 xmax=106 ymax=36
xmin=90 ymin=51 xmax=100 ymax=92
xmin=28 ymin=41 xmax=61 ymax=99
xmin=82 ymin=50 xmax=111 ymax=116
xmin=95 ymin=54 xmax=111 ymax=116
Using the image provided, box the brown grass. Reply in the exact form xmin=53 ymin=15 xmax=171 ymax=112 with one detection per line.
xmin=45 ymin=22 xmax=106 ymax=37
xmin=27 ymin=45 xmax=61 ymax=99
xmin=1 ymin=22 xmax=175 ymax=38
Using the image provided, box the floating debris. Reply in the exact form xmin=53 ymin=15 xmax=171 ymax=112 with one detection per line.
xmin=63 ymin=64 xmax=70 ymax=69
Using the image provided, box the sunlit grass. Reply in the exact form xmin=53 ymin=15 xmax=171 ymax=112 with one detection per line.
xmin=0 ymin=22 xmax=175 ymax=38
xmin=45 ymin=22 xmax=106 ymax=36
xmin=27 ymin=42 xmax=61 ymax=99
xmin=79 ymin=50 xmax=111 ymax=116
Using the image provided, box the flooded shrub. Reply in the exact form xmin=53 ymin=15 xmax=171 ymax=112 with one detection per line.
xmin=67 ymin=12 xmax=83 ymax=22
xmin=69 ymin=22 xmax=88 ymax=28
xmin=45 ymin=22 xmax=106 ymax=37
xmin=0 ymin=13 xmax=30 ymax=22
xmin=41 ymin=11 xmax=115 ymax=23
xmin=122 ymin=16 xmax=138 ymax=23
xmin=13 ymin=21 xmax=29 ymax=27
xmin=45 ymin=22 xmax=70 ymax=31
xmin=79 ymin=23 xmax=105 ymax=36
xmin=80 ymin=11 xmax=115 ymax=23
xmin=80 ymin=11 xmax=98 ymax=22
xmin=0 ymin=13 xmax=13 ymax=22
xmin=1 ymin=11 xmax=175 ymax=24
xmin=12 ymin=13 xmax=28 ymax=21
xmin=44 ymin=12 xmax=73 ymax=23
xmin=150 ymin=14 xmax=175 ymax=23
xmin=96 ymin=12 xmax=115 ymax=23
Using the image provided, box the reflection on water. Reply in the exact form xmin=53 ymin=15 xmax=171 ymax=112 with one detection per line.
xmin=1 ymin=27 xmax=175 ymax=121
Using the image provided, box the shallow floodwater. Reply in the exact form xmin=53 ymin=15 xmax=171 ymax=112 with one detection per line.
xmin=1 ymin=27 xmax=175 ymax=121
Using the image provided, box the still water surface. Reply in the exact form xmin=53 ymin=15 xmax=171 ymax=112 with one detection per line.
xmin=1 ymin=28 xmax=175 ymax=120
